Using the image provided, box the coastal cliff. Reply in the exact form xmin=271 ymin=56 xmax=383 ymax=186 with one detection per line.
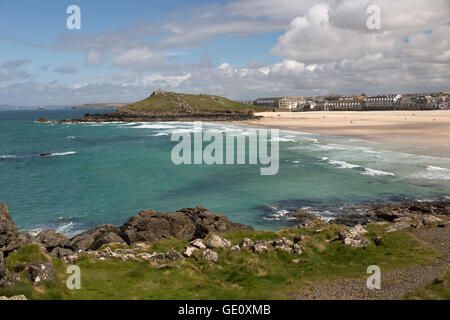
xmin=0 ymin=200 xmax=448 ymax=300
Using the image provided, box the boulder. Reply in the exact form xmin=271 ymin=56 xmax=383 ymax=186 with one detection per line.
xmin=49 ymin=247 xmax=73 ymax=258
xmin=239 ymin=238 xmax=253 ymax=249
xmin=206 ymin=234 xmax=231 ymax=249
xmin=272 ymin=237 xmax=294 ymax=247
xmin=166 ymin=250 xmax=184 ymax=261
xmin=374 ymin=236 xmax=383 ymax=246
xmin=190 ymin=239 xmax=206 ymax=249
xmin=14 ymin=262 xmax=55 ymax=285
xmin=293 ymin=235 xmax=305 ymax=243
xmin=292 ymin=243 xmax=303 ymax=254
xmin=35 ymin=230 xmax=70 ymax=250
xmin=182 ymin=246 xmax=197 ymax=258
xmin=386 ymin=221 xmax=411 ymax=233
xmin=251 ymin=241 xmax=268 ymax=254
xmin=119 ymin=207 xmax=252 ymax=244
xmin=422 ymin=215 xmax=443 ymax=226
xmin=338 ymin=224 xmax=371 ymax=248
xmin=231 ymin=245 xmax=240 ymax=252
xmin=3 ymin=231 xmax=35 ymax=253
xmin=69 ymin=224 xmax=125 ymax=251
xmin=0 ymin=204 xmax=19 ymax=250
xmin=202 ymin=249 xmax=218 ymax=263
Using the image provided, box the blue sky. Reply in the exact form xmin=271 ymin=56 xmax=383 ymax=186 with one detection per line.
xmin=0 ymin=0 xmax=449 ymax=106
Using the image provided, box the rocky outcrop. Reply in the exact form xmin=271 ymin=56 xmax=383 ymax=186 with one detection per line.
xmin=14 ymin=262 xmax=55 ymax=285
xmin=69 ymin=224 xmax=125 ymax=251
xmin=119 ymin=207 xmax=253 ymax=244
xmin=0 ymin=295 xmax=27 ymax=300
xmin=337 ymin=224 xmax=371 ymax=248
xmin=202 ymin=249 xmax=218 ymax=262
xmin=206 ymin=234 xmax=232 ymax=249
xmin=0 ymin=204 xmax=19 ymax=251
xmin=35 ymin=230 xmax=70 ymax=251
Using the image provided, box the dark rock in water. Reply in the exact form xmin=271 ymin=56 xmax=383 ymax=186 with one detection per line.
xmin=69 ymin=224 xmax=125 ymax=251
xmin=0 ymin=204 xmax=19 ymax=251
xmin=119 ymin=207 xmax=253 ymax=244
xmin=14 ymin=262 xmax=54 ymax=284
xmin=3 ymin=231 xmax=35 ymax=254
xmin=35 ymin=230 xmax=70 ymax=251
xmin=49 ymin=247 xmax=73 ymax=258
xmin=36 ymin=118 xmax=49 ymax=123
xmin=286 ymin=209 xmax=318 ymax=224
xmin=38 ymin=153 xmax=53 ymax=158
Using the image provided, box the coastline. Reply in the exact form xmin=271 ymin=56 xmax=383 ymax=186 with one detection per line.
xmin=234 ymin=110 xmax=450 ymax=158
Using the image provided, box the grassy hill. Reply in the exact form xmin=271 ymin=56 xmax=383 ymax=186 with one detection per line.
xmin=0 ymin=222 xmax=444 ymax=300
xmin=121 ymin=89 xmax=266 ymax=112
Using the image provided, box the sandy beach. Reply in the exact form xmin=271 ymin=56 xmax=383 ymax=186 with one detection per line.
xmin=237 ymin=110 xmax=450 ymax=158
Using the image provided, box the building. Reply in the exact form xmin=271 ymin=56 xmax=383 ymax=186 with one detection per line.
xmin=278 ymin=97 xmax=306 ymax=110
xmin=253 ymin=97 xmax=282 ymax=108
xmin=364 ymin=94 xmax=402 ymax=110
xmin=325 ymin=99 xmax=363 ymax=111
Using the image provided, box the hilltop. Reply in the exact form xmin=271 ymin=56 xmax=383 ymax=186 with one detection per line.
xmin=121 ymin=89 xmax=265 ymax=113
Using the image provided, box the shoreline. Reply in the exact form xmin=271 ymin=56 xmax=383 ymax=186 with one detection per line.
xmin=234 ymin=110 xmax=450 ymax=158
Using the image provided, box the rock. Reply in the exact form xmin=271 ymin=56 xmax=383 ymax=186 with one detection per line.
xmin=272 ymin=237 xmax=294 ymax=247
xmin=206 ymin=234 xmax=231 ymax=249
xmin=69 ymin=224 xmax=125 ymax=251
xmin=0 ymin=272 xmax=20 ymax=288
xmin=275 ymin=245 xmax=293 ymax=254
xmin=422 ymin=215 xmax=443 ymax=226
xmin=119 ymin=207 xmax=252 ymax=244
xmin=330 ymin=214 xmax=369 ymax=227
xmin=138 ymin=252 xmax=165 ymax=262
xmin=0 ymin=295 xmax=27 ymax=300
xmin=165 ymin=250 xmax=184 ymax=261
xmin=14 ymin=262 xmax=55 ymax=285
xmin=190 ymin=239 xmax=206 ymax=249
xmin=0 ymin=204 xmax=19 ymax=250
xmin=62 ymin=254 xmax=79 ymax=264
xmin=0 ymin=251 xmax=5 ymax=279
xmin=114 ymin=254 xmax=135 ymax=261
xmin=202 ymin=249 xmax=218 ymax=263
xmin=251 ymin=242 xmax=268 ymax=254
xmin=410 ymin=220 xmax=424 ymax=229
xmin=292 ymin=243 xmax=303 ymax=254
xmin=114 ymin=248 xmax=135 ymax=255
xmin=386 ymin=221 xmax=411 ymax=233
xmin=293 ymin=235 xmax=304 ymax=243
xmin=3 ymin=231 xmax=35 ymax=253
xmin=182 ymin=246 xmax=197 ymax=258
xmin=374 ymin=236 xmax=383 ymax=246
xmin=292 ymin=259 xmax=301 ymax=264
xmin=338 ymin=224 xmax=371 ymax=248
xmin=230 ymin=245 xmax=240 ymax=252
xmin=134 ymin=243 xmax=147 ymax=250
xmin=49 ymin=247 xmax=73 ymax=258
xmin=35 ymin=230 xmax=70 ymax=251
xmin=95 ymin=247 xmax=114 ymax=258
xmin=239 ymin=238 xmax=254 ymax=249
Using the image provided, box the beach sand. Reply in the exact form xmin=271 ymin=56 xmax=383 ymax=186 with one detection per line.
xmin=237 ymin=110 xmax=450 ymax=158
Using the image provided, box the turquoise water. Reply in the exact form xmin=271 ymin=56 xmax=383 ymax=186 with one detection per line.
xmin=1 ymin=109 xmax=449 ymax=236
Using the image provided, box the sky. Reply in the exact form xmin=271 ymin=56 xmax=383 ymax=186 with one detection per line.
xmin=0 ymin=0 xmax=449 ymax=106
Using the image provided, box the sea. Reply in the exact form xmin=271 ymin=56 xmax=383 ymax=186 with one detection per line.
xmin=1 ymin=109 xmax=449 ymax=236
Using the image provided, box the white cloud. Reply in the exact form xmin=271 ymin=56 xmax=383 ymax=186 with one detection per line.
xmin=113 ymin=47 xmax=164 ymax=68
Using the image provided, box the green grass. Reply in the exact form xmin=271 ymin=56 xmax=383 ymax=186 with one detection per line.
xmin=0 ymin=224 xmax=442 ymax=300
xmin=403 ymin=271 xmax=450 ymax=300
xmin=122 ymin=91 xmax=266 ymax=112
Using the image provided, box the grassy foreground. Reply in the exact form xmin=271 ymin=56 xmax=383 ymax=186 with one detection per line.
xmin=0 ymin=223 xmax=443 ymax=300
xmin=122 ymin=91 xmax=266 ymax=112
